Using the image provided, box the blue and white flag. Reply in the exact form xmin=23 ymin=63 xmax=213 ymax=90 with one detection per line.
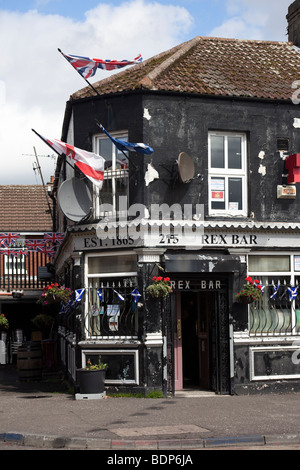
xmin=75 ymin=288 xmax=85 ymax=302
xmin=98 ymin=123 xmax=154 ymax=155
xmin=288 ymin=286 xmax=298 ymax=301
xmin=97 ymin=288 xmax=103 ymax=301
xmin=131 ymin=288 xmax=141 ymax=302
xmin=113 ymin=289 xmax=125 ymax=301
xmin=270 ymin=284 xmax=280 ymax=299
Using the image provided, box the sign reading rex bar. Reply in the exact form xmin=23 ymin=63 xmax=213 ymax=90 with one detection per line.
xmin=203 ymin=234 xmax=257 ymax=246
xmin=78 ymin=232 xmax=259 ymax=250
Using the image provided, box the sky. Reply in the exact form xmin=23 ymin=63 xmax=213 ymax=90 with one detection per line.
xmin=0 ymin=0 xmax=293 ymax=185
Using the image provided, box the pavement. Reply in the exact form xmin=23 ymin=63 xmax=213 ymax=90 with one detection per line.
xmin=0 ymin=364 xmax=300 ymax=451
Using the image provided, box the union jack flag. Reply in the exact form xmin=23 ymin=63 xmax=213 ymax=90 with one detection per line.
xmin=43 ymin=232 xmax=65 ymax=244
xmin=37 ymin=246 xmax=56 ymax=257
xmin=59 ymin=49 xmax=142 ymax=79
xmin=0 ymin=233 xmax=20 ymax=245
xmin=0 ymin=249 xmax=20 ymax=257
xmin=25 ymin=239 xmax=46 ymax=251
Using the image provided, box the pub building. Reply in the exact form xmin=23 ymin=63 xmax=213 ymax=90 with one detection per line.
xmin=51 ymin=2 xmax=300 ymax=395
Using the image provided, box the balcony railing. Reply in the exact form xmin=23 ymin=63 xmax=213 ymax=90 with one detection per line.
xmin=249 ymin=284 xmax=300 ymax=336
xmin=0 ymin=251 xmax=50 ymax=291
xmin=84 ymin=284 xmax=139 ymax=339
xmin=58 ymin=281 xmax=141 ymax=340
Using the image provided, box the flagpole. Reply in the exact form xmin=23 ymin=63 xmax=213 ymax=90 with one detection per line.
xmin=31 ymin=129 xmax=77 ymax=172
xmin=58 ymin=48 xmax=101 ymax=97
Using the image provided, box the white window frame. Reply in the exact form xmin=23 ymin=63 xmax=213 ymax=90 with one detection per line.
xmin=208 ymin=131 xmax=247 ymax=217
xmin=81 ymin=349 xmax=139 ymax=385
xmin=84 ymin=251 xmax=138 ymax=340
xmin=93 ymin=131 xmax=129 ymax=218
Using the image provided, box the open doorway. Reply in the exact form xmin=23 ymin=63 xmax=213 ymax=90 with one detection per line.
xmin=181 ymin=291 xmax=212 ymax=390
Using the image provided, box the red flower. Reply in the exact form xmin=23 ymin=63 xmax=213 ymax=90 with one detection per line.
xmin=245 ymin=276 xmax=253 ymax=284
xmin=164 ymin=277 xmax=170 ymax=282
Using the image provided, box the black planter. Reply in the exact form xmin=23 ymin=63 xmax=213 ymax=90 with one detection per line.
xmin=77 ymin=368 xmax=106 ymax=394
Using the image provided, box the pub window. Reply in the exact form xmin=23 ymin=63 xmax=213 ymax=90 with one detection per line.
xmin=208 ymin=132 xmax=247 ymax=216
xmin=82 ymin=350 xmax=139 ymax=384
xmin=85 ymin=252 xmax=138 ymax=338
xmin=93 ymin=131 xmax=129 ymax=216
xmin=248 ymin=254 xmax=300 ymax=335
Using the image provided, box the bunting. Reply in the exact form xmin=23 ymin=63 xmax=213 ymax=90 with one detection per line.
xmin=113 ymin=289 xmax=125 ymax=301
xmin=75 ymin=289 xmax=85 ymax=302
xmin=270 ymin=283 xmax=280 ymax=299
xmin=288 ymin=286 xmax=298 ymax=302
xmin=24 ymin=239 xmax=46 ymax=251
xmin=131 ymin=288 xmax=141 ymax=302
xmin=44 ymin=232 xmax=64 ymax=244
xmin=0 ymin=233 xmax=20 ymax=245
xmin=97 ymin=288 xmax=103 ymax=301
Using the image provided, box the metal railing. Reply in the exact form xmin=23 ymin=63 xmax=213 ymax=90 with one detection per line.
xmin=249 ymin=284 xmax=300 ymax=335
xmin=84 ymin=284 xmax=140 ymax=338
xmin=0 ymin=251 xmax=50 ymax=291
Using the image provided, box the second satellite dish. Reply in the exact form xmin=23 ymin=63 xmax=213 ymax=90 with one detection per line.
xmin=58 ymin=177 xmax=92 ymax=222
xmin=177 ymin=152 xmax=195 ymax=183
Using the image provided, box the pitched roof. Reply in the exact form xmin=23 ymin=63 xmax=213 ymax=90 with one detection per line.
xmin=70 ymin=36 xmax=300 ymax=102
xmin=0 ymin=185 xmax=53 ymax=232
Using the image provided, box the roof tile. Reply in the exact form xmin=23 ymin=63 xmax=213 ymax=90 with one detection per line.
xmin=0 ymin=185 xmax=53 ymax=232
xmin=70 ymin=37 xmax=300 ymax=102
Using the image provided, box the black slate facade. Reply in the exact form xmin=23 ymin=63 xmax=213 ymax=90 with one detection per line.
xmin=53 ymin=5 xmax=300 ymax=395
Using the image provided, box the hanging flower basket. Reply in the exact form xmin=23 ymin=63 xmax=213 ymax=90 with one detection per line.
xmin=0 ymin=314 xmax=9 ymax=331
xmin=236 ymin=276 xmax=262 ymax=304
xmin=146 ymin=277 xmax=172 ymax=298
xmin=37 ymin=283 xmax=73 ymax=306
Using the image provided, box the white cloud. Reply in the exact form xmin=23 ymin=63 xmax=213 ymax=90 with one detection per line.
xmin=0 ymin=1 xmax=193 ymax=184
xmin=209 ymin=0 xmax=291 ymax=41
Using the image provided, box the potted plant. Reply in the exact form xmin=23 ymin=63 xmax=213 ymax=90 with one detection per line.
xmin=77 ymin=356 xmax=108 ymax=395
xmin=0 ymin=314 xmax=9 ymax=331
xmin=236 ymin=276 xmax=263 ymax=304
xmin=146 ymin=276 xmax=172 ymax=298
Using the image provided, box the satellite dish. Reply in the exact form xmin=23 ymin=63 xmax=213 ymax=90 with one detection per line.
xmin=177 ymin=152 xmax=195 ymax=183
xmin=57 ymin=177 xmax=92 ymax=222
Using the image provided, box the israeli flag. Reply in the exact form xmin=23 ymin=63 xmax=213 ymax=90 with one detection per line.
xmin=75 ymin=288 xmax=85 ymax=302
xmin=288 ymin=286 xmax=298 ymax=302
xmin=113 ymin=289 xmax=125 ymax=301
xmin=131 ymin=288 xmax=141 ymax=302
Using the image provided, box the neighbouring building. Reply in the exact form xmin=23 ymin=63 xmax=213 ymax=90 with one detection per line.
xmin=0 ymin=185 xmax=54 ymax=363
xmin=53 ymin=1 xmax=300 ymax=395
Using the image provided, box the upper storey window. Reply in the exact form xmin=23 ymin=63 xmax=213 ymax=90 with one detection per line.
xmin=93 ymin=132 xmax=129 ymax=215
xmin=208 ymin=132 xmax=247 ymax=217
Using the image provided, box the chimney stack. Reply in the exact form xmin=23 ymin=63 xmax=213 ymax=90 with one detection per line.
xmin=287 ymin=1 xmax=300 ymax=46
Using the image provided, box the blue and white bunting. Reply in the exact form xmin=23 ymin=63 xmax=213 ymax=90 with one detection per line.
xmin=288 ymin=286 xmax=298 ymax=302
xmin=131 ymin=288 xmax=141 ymax=302
xmin=113 ymin=289 xmax=125 ymax=301
xmin=270 ymin=284 xmax=280 ymax=299
xmin=97 ymin=288 xmax=103 ymax=301
xmin=75 ymin=288 xmax=85 ymax=302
